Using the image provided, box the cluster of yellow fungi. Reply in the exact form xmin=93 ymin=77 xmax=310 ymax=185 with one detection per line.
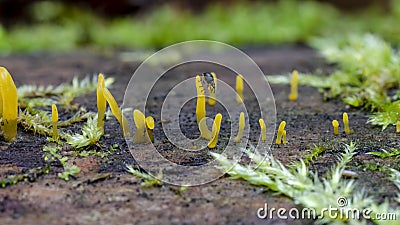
xmin=330 ymin=112 xmax=353 ymax=136
xmin=0 ymin=67 xmax=18 ymax=142
xmin=195 ymin=74 xmax=222 ymax=148
xmin=96 ymin=74 xmax=154 ymax=144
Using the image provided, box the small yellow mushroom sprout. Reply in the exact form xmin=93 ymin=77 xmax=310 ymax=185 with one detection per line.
xmin=208 ymin=72 xmax=217 ymax=106
xmin=102 ymin=87 xmax=130 ymax=137
xmin=236 ymin=74 xmax=244 ymax=103
xmin=332 ymin=120 xmax=339 ymax=136
xmin=52 ymin=104 xmax=59 ymax=140
xmin=208 ymin=113 xmax=222 ymax=149
xmin=145 ymin=116 xmax=155 ymax=143
xmin=342 ymin=112 xmax=353 ymax=134
xmin=234 ymin=112 xmax=245 ymax=142
xmin=0 ymin=67 xmax=18 ymax=142
xmin=97 ymin=73 xmax=106 ymax=134
xmin=259 ymin=118 xmax=266 ymax=141
xmin=288 ymin=70 xmax=298 ymax=101
xmin=275 ymin=121 xmax=286 ymax=145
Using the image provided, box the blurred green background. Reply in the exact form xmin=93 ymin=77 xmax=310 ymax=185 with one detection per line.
xmin=0 ymin=0 xmax=397 ymax=54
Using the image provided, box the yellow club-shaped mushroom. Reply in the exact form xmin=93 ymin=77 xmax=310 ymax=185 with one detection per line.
xmin=208 ymin=113 xmax=222 ymax=149
xmin=103 ymin=87 xmax=130 ymax=137
xmin=288 ymin=70 xmax=298 ymax=101
xmin=0 ymin=67 xmax=18 ymax=142
xmin=275 ymin=121 xmax=286 ymax=145
xmin=332 ymin=120 xmax=339 ymax=136
xmin=52 ymin=104 xmax=59 ymax=140
xmin=97 ymin=73 xmax=106 ymax=134
xmin=236 ymin=74 xmax=244 ymax=103
xmin=234 ymin=112 xmax=245 ymax=142
xmin=259 ymin=118 xmax=266 ymax=141
xmin=195 ymin=75 xmax=206 ymax=124
xmin=342 ymin=112 xmax=353 ymax=134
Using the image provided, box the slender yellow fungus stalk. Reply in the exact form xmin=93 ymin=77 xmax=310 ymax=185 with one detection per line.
xmin=332 ymin=120 xmax=339 ymax=136
xmin=97 ymin=73 xmax=106 ymax=134
xmin=259 ymin=118 xmax=266 ymax=141
xmin=342 ymin=112 xmax=353 ymax=134
xmin=52 ymin=104 xmax=59 ymax=140
xmin=282 ymin=130 xmax=287 ymax=144
xmin=275 ymin=121 xmax=286 ymax=144
xmin=208 ymin=72 xmax=217 ymax=106
xmin=103 ymin=87 xmax=130 ymax=136
xmin=196 ymin=75 xmax=212 ymax=139
xmin=288 ymin=70 xmax=298 ymax=101
xmin=396 ymin=121 xmax=400 ymax=133
xmin=234 ymin=112 xmax=245 ymax=142
xmin=236 ymin=74 xmax=244 ymax=103
xmin=133 ymin=109 xmax=151 ymax=143
xmin=196 ymin=75 xmax=206 ymax=125
xmin=0 ymin=67 xmax=18 ymax=142
xmin=145 ymin=116 xmax=155 ymax=143
xmin=208 ymin=113 xmax=222 ymax=149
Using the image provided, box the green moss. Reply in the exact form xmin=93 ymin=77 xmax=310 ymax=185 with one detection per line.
xmin=126 ymin=165 xmax=163 ymax=187
xmin=212 ymin=143 xmax=400 ymax=224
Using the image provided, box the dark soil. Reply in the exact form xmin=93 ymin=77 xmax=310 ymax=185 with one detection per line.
xmin=0 ymin=46 xmax=399 ymax=225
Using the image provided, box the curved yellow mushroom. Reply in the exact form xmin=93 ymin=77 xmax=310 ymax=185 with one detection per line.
xmin=343 ymin=112 xmax=353 ymax=134
xmin=208 ymin=113 xmax=222 ymax=149
xmin=0 ymin=67 xmax=18 ymax=142
xmin=397 ymin=121 xmax=400 ymax=133
xmin=236 ymin=74 xmax=244 ymax=103
xmin=52 ymin=104 xmax=59 ymax=140
xmin=234 ymin=112 xmax=245 ymax=142
xmin=275 ymin=121 xmax=286 ymax=145
xmin=259 ymin=118 xmax=266 ymax=141
xmin=288 ymin=70 xmax=298 ymax=101
xmin=145 ymin=116 xmax=155 ymax=142
xmin=97 ymin=73 xmax=106 ymax=134
xmin=199 ymin=118 xmax=213 ymax=140
xmin=332 ymin=120 xmax=339 ymax=136
xmin=103 ymin=87 xmax=130 ymax=137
